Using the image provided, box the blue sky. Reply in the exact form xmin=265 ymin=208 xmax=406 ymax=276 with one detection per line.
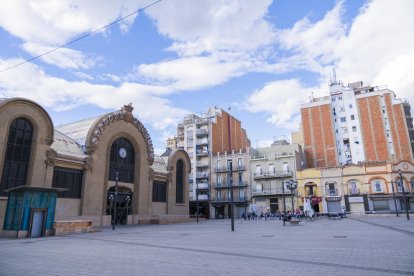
xmin=0 ymin=0 xmax=413 ymax=153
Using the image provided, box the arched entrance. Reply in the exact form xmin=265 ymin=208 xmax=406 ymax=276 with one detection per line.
xmin=106 ymin=186 xmax=133 ymax=225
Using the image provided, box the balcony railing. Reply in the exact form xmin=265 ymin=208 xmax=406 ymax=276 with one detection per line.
xmin=252 ymin=188 xmax=292 ymax=195
xmin=196 ymin=129 xmax=209 ymax=136
xmin=196 ymin=139 xmax=208 ymax=145
xmin=275 ymin=152 xmax=294 ymax=159
xmin=197 ymin=194 xmax=209 ymax=200
xmin=196 ymin=183 xmax=209 ymax=190
xmin=196 ymin=172 xmax=209 ymax=178
xmin=215 ymin=165 xmax=246 ymax=173
xmin=253 ymin=171 xmax=292 ymax=179
xmin=196 ymin=151 xmax=209 ymax=156
xmin=250 ymin=155 xmax=267 ymax=161
xmin=196 ymin=161 xmax=209 ymax=167
xmin=214 ymin=196 xmax=247 ymax=203
xmin=325 ymin=188 xmax=339 ymax=196
xmin=214 ymin=181 xmax=248 ymax=189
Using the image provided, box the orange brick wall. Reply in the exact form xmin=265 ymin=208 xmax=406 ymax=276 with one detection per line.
xmin=301 ymin=103 xmax=337 ymax=168
xmin=385 ymin=94 xmax=401 ymax=161
xmin=392 ymin=103 xmax=413 ymax=161
xmin=211 ymin=111 xmax=248 ymax=154
xmin=357 ymin=95 xmax=389 ymax=161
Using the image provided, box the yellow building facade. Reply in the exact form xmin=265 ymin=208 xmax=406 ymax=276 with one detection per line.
xmin=297 ymin=161 xmax=414 ymax=215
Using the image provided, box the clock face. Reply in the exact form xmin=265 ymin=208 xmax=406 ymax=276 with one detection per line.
xmin=119 ymin=147 xmax=127 ymax=158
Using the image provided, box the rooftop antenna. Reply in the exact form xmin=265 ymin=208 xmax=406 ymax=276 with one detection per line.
xmin=330 ymin=68 xmax=337 ymax=86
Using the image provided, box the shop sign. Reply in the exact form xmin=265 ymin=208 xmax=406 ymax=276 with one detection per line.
xmin=348 ymin=196 xmax=364 ymax=203
xmin=325 ymin=196 xmax=341 ymax=202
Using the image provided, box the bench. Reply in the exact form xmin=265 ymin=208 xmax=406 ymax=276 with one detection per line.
xmin=53 ymin=220 xmax=93 ymax=236
xmin=289 ymin=220 xmax=301 ymax=225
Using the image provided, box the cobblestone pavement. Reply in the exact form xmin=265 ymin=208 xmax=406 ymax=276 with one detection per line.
xmin=1 ymin=216 xmax=413 ymax=276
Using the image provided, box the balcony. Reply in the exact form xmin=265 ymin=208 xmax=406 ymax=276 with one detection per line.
xmin=253 ymin=170 xmax=292 ymax=179
xmin=275 ymin=152 xmax=294 ymax=159
xmin=197 ymin=194 xmax=209 ymax=200
xmin=196 ymin=183 xmax=209 ymax=190
xmin=215 ymin=165 xmax=246 ymax=173
xmin=196 ymin=129 xmax=209 ymax=136
xmin=325 ymin=188 xmax=340 ymax=196
xmin=196 ymin=172 xmax=209 ymax=179
xmin=196 ymin=161 xmax=209 ymax=167
xmin=214 ymin=181 xmax=247 ymax=189
xmin=196 ymin=139 xmax=208 ymax=145
xmin=250 ymin=155 xmax=267 ymax=161
xmin=252 ymin=188 xmax=292 ymax=196
xmin=196 ymin=151 xmax=209 ymax=157
xmin=214 ymin=196 xmax=248 ymax=203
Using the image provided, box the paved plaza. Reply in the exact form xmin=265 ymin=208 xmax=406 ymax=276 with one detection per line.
xmin=0 ymin=216 xmax=413 ymax=276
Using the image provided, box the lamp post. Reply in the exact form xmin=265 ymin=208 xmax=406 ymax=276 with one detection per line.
xmin=125 ymin=195 xmax=131 ymax=225
xmin=114 ymin=171 xmax=119 ymax=229
xmin=227 ymin=107 xmax=234 ymax=232
xmin=390 ymin=180 xmax=399 ymax=217
xmin=196 ymin=183 xmax=199 ymax=223
xmin=398 ymin=169 xmax=410 ymax=220
xmin=108 ymin=194 xmax=115 ymax=230
xmin=286 ymin=180 xmax=298 ymax=213
xmin=282 ymin=180 xmax=287 ymax=226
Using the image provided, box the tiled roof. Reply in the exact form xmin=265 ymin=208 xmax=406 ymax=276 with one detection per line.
xmin=51 ymin=130 xmax=86 ymax=158
xmin=152 ymin=154 xmax=167 ymax=173
xmin=55 ymin=117 xmax=99 ymax=147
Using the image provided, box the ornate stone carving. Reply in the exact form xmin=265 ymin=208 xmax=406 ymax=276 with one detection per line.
xmin=45 ymin=136 xmax=54 ymax=145
xmin=45 ymin=149 xmax=57 ymax=166
xmin=88 ymin=106 xmax=155 ymax=165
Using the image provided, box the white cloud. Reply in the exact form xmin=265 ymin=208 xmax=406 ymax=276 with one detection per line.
xmin=243 ymin=79 xmax=315 ymax=130
xmin=145 ymin=0 xmax=275 ymax=56
xmin=22 ymin=42 xmax=101 ymax=70
xmin=0 ymin=58 xmax=187 ymax=130
xmin=0 ymin=0 xmax=141 ymax=68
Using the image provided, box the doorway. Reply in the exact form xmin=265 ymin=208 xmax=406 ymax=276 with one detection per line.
xmin=29 ymin=209 xmax=46 ymax=238
xmin=106 ymin=186 xmax=133 ymax=225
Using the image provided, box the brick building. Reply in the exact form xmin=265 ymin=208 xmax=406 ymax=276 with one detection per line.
xmin=301 ymin=77 xmax=414 ymax=168
xmin=173 ymin=108 xmax=250 ymax=218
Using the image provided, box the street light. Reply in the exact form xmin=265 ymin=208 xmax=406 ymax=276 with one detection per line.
xmin=286 ymin=180 xmax=298 ymax=213
xmin=390 ymin=180 xmax=399 ymax=217
xmin=398 ymin=169 xmax=410 ymax=220
xmin=126 ymin=195 xmax=131 ymax=225
xmin=108 ymin=194 xmax=115 ymax=230
xmin=282 ymin=180 xmax=287 ymax=226
xmin=196 ymin=183 xmax=199 ymax=223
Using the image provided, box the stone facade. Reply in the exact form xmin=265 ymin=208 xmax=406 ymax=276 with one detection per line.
xmin=0 ymin=98 xmax=190 ymax=237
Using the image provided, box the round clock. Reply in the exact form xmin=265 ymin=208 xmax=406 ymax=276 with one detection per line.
xmin=119 ymin=147 xmax=127 ymax=158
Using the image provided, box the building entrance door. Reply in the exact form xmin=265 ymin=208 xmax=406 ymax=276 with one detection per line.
xmin=270 ymin=198 xmax=278 ymax=213
xmin=30 ymin=209 xmax=46 ymax=238
xmin=106 ymin=187 xmax=133 ymax=225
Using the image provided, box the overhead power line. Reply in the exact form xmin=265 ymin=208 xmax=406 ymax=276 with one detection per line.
xmin=0 ymin=0 xmax=162 ymax=73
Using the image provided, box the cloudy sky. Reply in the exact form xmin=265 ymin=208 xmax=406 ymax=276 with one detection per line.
xmin=0 ymin=0 xmax=413 ymax=153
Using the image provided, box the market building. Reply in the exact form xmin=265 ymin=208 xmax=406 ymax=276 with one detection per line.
xmin=0 ymin=98 xmax=190 ymax=238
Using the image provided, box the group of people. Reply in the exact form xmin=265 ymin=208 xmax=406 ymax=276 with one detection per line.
xmin=242 ymin=208 xmax=304 ymax=221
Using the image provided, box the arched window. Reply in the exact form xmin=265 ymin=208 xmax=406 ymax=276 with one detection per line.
xmin=1 ymin=118 xmax=33 ymax=195
xmin=109 ymin=138 xmax=135 ymax=183
xmin=176 ymin=159 xmax=184 ymax=203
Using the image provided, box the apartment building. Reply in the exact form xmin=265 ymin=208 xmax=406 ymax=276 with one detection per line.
xmin=301 ymin=76 xmax=414 ymax=168
xmin=175 ymin=108 xmax=250 ymax=218
xmin=249 ymin=137 xmax=305 ymax=214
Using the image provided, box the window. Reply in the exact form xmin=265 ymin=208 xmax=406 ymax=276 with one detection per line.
xmin=340 ymin=106 xmax=345 ymax=112
xmin=340 ymin=117 xmax=346 ymax=122
xmin=216 ymin=174 xmax=222 ymax=186
xmin=397 ymin=179 xmax=403 ymax=193
xmin=342 ymin=127 xmax=348 ymax=133
xmin=176 ymin=160 xmax=184 ymax=203
xmin=282 ymin=162 xmax=289 ymax=172
xmin=152 ymin=181 xmax=166 ymax=202
xmin=52 ymin=167 xmax=83 ymax=198
xmin=352 ymin=126 xmax=357 ymax=132
xmin=227 ymin=159 xmax=232 ymax=171
xmin=239 ymin=188 xmax=245 ymax=200
xmin=255 ymin=165 xmax=262 ymax=175
xmin=109 ymin=138 xmax=135 ymax=183
xmin=237 ymin=158 xmax=243 ymax=169
xmin=372 ymin=179 xmax=384 ymax=193
xmin=216 ymin=160 xmax=221 ymax=170
xmin=336 ymin=129 xmax=338 ymax=133
xmin=349 ymin=104 xmax=353 ymax=108
xmin=268 ymin=164 xmax=275 ymax=174
xmin=238 ymin=172 xmax=243 ymax=185
xmin=351 ymin=115 xmax=355 ymax=120
xmin=1 ymin=118 xmax=33 ymax=196
xmin=217 ymin=190 xmax=222 ymax=199
xmin=411 ymin=180 xmax=414 ymax=192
